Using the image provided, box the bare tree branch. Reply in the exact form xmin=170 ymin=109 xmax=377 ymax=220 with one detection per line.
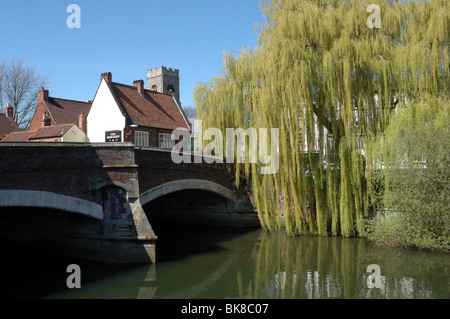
xmin=0 ymin=59 xmax=48 ymax=129
xmin=183 ymin=105 xmax=198 ymax=119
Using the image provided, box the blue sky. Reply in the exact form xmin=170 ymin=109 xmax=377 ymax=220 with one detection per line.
xmin=0 ymin=0 xmax=265 ymax=107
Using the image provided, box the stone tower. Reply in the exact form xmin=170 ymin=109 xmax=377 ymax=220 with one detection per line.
xmin=147 ymin=66 xmax=180 ymax=106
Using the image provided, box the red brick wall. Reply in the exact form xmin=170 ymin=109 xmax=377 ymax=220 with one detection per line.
xmin=0 ymin=144 xmax=233 ymax=205
xmin=29 ymin=102 xmax=56 ymax=131
xmin=0 ymin=144 xmax=138 ymax=204
xmin=135 ymin=148 xmax=230 ymax=195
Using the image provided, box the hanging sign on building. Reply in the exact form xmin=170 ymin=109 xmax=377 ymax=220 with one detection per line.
xmin=105 ymin=130 xmax=122 ymax=142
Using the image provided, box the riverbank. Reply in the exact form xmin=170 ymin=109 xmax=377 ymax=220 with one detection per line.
xmin=268 ymin=202 xmax=449 ymax=253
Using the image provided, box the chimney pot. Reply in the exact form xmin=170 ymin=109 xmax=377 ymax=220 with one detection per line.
xmin=38 ymin=87 xmax=49 ymax=102
xmin=101 ymin=72 xmax=112 ymax=85
xmin=133 ymin=80 xmax=144 ymax=95
xmin=78 ymin=112 xmax=87 ymax=134
xmin=5 ymin=103 xmax=14 ymax=119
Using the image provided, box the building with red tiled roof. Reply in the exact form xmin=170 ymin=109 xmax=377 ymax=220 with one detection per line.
xmin=2 ymin=123 xmax=86 ymax=142
xmin=87 ymin=71 xmax=190 ymax=147
xmin=8 ymin=67 xmax=189 ymax=147
xmin=0 ymin=104 xmax=19 ymax=140
xmin=28 ymin=88 xmax=92 ymax=133
xmin=2 ymin=130 xmax=36 ymax=142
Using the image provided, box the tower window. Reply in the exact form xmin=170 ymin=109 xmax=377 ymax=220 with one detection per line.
xmin=167 ymin=85 xmax=175 ymax=93
xmin=151 ymin=85 xmax=158 ymax=91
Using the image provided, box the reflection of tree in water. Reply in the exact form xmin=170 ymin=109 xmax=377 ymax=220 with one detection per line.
xmin=238 ymin=231 xmax=449 ymax=299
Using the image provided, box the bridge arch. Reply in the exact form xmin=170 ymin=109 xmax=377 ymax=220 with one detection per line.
xmin=140 ymin=179 xmax=233 ymax=206
xmin=0 ymin=190 xmax=103 ymax=220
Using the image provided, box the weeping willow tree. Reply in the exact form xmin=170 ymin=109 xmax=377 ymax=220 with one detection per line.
xmin=365 ymin=96 xmax=449 ymax=250
xmin=194 ymin=0 xmax=449 ymax=236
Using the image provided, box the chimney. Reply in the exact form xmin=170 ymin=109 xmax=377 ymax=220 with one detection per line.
xmin=38 ymin=87 xmax=49 ymax=102
xmin=78 ymin=112 xmax=87 ymax=134
xmin=133 ymin=80 xmax=144 ymax=95
xmin=41 ymin=112 xmax=51 ymax=127
xmin=5 ymin=103 xmax=14 ymax=119
xmin=101 ymin=72 xmax=112 ymax=85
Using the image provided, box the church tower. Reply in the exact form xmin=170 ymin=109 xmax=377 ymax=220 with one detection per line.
xmin=147 ymin=66 xmax=180 ymax=106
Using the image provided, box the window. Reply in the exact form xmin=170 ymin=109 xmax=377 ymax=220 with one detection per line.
xmin=151 ymin=85 xmax=157 ymax=91
xmin=159 ymin=133 xmax=175 ymax=149
xmin=167 ymin=85 xmax=175 ymax=93
xmin=135 ymin=131 xmax=149 ymax=147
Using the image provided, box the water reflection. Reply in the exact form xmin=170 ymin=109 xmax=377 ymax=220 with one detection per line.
xmin=236 ymin=231 xmax=449 ymax=299
xmin=3 ymin=229 xmax=448 ymax=299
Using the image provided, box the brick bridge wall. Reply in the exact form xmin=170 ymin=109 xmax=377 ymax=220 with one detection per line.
xmin=0 ymin=142 xmax=138 ymax=204
xmin=135 ymin=148 xmax=232 ymax=195
xmin=0 ymin=143 xmax=234 ymax=202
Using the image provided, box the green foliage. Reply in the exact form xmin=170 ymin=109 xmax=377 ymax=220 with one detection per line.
xmin=365 ymin=97 xmax=450 ymax=251
xmin=194 ymin=0 xmax=449 ymax=237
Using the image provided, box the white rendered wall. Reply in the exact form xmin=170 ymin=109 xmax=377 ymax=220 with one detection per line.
xmin=61 ymin=125 xmax=87 ymax=142
xmin=87 ymin=79 xmax=125 ymax=142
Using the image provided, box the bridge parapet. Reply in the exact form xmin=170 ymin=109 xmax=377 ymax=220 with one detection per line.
xmin=134 ymin=147 xmax=231 ymax=194
xmin=0 ymin=142 xmax=139 ymax=202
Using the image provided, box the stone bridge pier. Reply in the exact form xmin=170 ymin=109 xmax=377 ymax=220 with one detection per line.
xmin=0 ymin=143 xmax=258 ymax=263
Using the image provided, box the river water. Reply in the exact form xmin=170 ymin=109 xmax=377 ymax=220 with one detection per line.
xmin=1 ymin=226 xmax=448 ymax=299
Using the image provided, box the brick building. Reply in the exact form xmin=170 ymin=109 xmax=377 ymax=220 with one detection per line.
xmin=2 ymin=88 xmax=91 ymax=143
xmin=28 ymin=88 xmax=92 ymax=133
xmin=2 ymin=66 xmax=189 ymax=146
xmin=2 ymin=123 xmax=86 ymax=142
xmin=0 ymin=104 xmax=19 ymax=140
xmin=87 ymin=69 xmax=190 ymax=147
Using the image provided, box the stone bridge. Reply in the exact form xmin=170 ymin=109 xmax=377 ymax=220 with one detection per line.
xmin=0 ymin=143 xmax=258 ymax=263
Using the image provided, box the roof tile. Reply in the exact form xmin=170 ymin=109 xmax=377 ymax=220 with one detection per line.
xmin=28 ymin=98 xmax=92 ymax=131
xmin=0 ymin=114 xmax=19 ymax=140
xmin=2 ymin=130 xmax=36 ymax=142
xmin=111 ymin=82 xmax=189 ymax=130
xmin=2 ymin=124 xmax=75 ymax=142
xmin=45 ymin=98 xmax=92 ymax=126
xmin=29 ymin=124 xmax=74 ymax=140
